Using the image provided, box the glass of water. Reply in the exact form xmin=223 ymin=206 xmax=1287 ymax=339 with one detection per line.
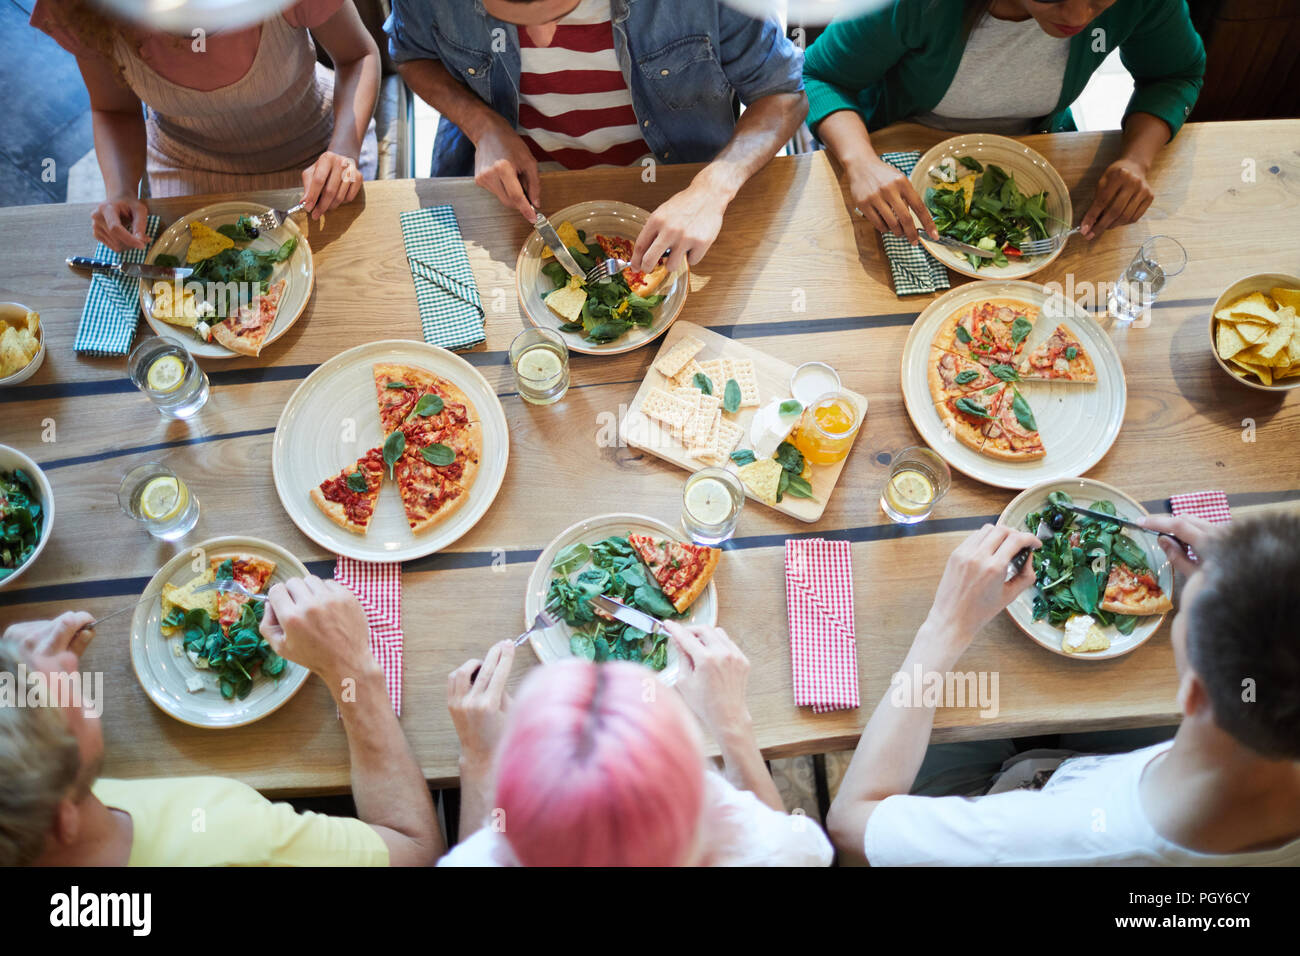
xmin=1107 ymin=235 xmax=1187 ymax=324
xmin=128 ymin=336 xmax=209 ymax=419
xmin=880 ymin=447 xmax=951 ymax=524
xmin=511 ymin=328 xmax=570 ymax=405
xmin=118 ymin=462 xmax=200 ymax=540
xmin=681 ymin=467 xmax=744 ymax=545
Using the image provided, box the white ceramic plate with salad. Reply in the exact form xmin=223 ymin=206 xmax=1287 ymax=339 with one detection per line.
xmin=524 ymin=513 xmax=718 ymax=684
xmin=910 ymin=133 xmax=1072 ymax=281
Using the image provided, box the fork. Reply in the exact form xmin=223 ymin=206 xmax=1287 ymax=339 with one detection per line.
xmin=513 ymin=607 xmax=557 ymax=646
xmin=1019 ymin=227 xmax=1080 ymax=257
xmin=251 ymin=201 xmax=308 ymax=234
xmin=585 ymin=249 xmax=673 ymax=285
xmin=192 ymin=579 xmax=268 ymax=602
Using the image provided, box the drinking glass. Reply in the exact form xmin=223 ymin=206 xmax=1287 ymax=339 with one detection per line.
xmin=789 ymin=391 xmax=864 ymax=465
xmin=880 ymin=447 xmax=951 ymax=524
xmin=1107 ymin=235 xmax=1187 ymax=324
xmin=510 ymin=328 xmax=570 ymax=405
xmin=681 ymin=467 xmax=744 ymax=545
xmin=128 ymin=336 xmax=209 ymax=419
xmin=118 ymin=462 xmax=200 ymax=540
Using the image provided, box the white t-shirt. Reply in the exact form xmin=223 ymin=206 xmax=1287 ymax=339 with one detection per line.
xmin=439 ymin=771 xmax=833 ymax=867
xmin=915 ymin=14 xmax=1070 ymax=135
xmin=865 ymin=743 xmax=1300 ymax=866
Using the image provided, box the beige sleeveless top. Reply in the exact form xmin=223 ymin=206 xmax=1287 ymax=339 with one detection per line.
xmin=114 ymin=15 xmax=339 ymax=197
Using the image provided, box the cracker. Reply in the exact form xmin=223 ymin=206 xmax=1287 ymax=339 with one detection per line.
xmin=697 ymin=359 xmax=728 ymax=393
xmin=653 ymin=336 xmax=705 ymax=378
xmin=714 ymin=418 xmax=746 ymax=455
xmin=671 ymin=358 xmax=707 ymax=389
xmin=725 ymin=358 xmax=761 ymax=407
xmin=686 ymin=410 xmax=721 ymax=459
xmin=683 ymin=395 xmax=721 ymax=447
xmin=639 ymin=388 xmax=695 ymax=429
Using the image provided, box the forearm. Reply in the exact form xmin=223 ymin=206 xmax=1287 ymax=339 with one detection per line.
xmin=816 ymin=109 xmax=881 ymax=175
xmin=327 ymin=52 xmax=381 ymax=160
xmin=1118 ymin=111 xmax=1170 ymax=171
xmin=692 ymin=92 xmax=806 ymax=203
xmin=91 ymin=110 xmax=147 ymax=200
xmin=396 ymin=57 xmax=506 ymax=145
xmin=456 ymin=752 xmax=496 ymax=840
xmin=715 ymin=718 xmax=784 ymax=812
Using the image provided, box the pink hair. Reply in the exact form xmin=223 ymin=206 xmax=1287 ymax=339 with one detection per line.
xmin=494 ymin=660 xmax=706 ymax=867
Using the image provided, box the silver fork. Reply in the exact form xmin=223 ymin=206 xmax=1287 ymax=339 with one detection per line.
xmin=514 ymin=607 xmax=557 ymax=646
xmin=192 ymin=579 xmax=268 ymax=602
xmin=585 ymin=249 xmax=673 ymax=284
xmin=252 ymin=201 xmax=308 ymax=234
xmin=1019 ymin=227 xmax=1080 ymax=257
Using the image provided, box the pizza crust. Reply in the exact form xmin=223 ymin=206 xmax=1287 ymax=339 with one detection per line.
xmin=310 ymin=486 xmax=365 ymax=533
xmin=671 ymin=546 xmax=719 ymax=612
xmin=211 ymin=321 xmax=260 ymax=356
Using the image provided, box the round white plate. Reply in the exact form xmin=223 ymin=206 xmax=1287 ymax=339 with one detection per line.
xmin=140 ymin=201 xmax=315 ymax=359
xmin=272 ymin=339 xmax=509 ymax=562
xmin=515 ymin=200 xmax=688 ymax=356
xmin=524 ymin=513 xmax=718 ymax=685
xmin=900 ymin=280 xmax=1126 ymax=489
xmin=1000 ymin=478 xmax=1173 ymax=660
xmin=129 ymin=536 xmax=310 ymax=727
xmin=910 ymin=133 xmax=1072 ymax=281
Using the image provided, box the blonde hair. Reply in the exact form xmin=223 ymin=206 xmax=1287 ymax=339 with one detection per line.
xmin=0 ymin=639 xmax=81 ymax=866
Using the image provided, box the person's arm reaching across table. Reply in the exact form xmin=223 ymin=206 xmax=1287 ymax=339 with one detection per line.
xmin=825 ymin=524 xmax=1042 ymax=864
xmin=261 ymin=575 xmax=442 ymax=866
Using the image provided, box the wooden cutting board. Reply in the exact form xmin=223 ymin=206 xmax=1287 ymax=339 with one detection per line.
xmin=618 ymin=321 xmax=868 ymax=523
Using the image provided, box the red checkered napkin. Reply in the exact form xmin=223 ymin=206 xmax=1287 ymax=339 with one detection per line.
xmin=785 ymin=539 xmax=859 ymax=713
xmin=1170 ymin=491 xmax=1232 ymax=563
xmin=334 ymin=557 xmax=404 ymax=715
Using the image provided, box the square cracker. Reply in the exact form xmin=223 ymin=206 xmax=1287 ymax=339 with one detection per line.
xmin=683 ymin=394 xmax=721 ymax=448
xmin=639 ymin=388 xmax=695 ymax=429
xmin=725 ymin=358 xmax=761 ymax=407
xmin=697 ymin=359 xmax=728 ymax=392
xmin=671 ymin=358 xmax=707 ymax=389
xmin=653 ymin=336 xmax=705 ymax=378
xmin=714 ymin=418 xmax=746 ymax=456
xmin=686 ymin=410 xmax=722 ymax=459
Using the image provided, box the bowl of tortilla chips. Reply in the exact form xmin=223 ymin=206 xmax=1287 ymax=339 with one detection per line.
xmin=1209 ymin=274 xmax=1300 ymax=392
xmin=0 ymin=303 xmax=43 ymax=386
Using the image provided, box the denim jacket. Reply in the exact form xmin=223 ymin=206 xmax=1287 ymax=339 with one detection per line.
xmin=385 ymin=0 xmax=804 ymax=176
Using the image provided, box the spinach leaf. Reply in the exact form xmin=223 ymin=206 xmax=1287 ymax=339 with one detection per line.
xmin=730 ymin=449 xmax=757 ymax=467
xmin=723 ymin=379 xmax=741 ymax=414
xmin=1069 ymin=563 xmax=1099 ymax=614
xmin=420 ymin=443 xmax=456 ymax=467
xmin=215 ymin=559 xmax=234 ymax=581
xmin=693 ymin=372 xmax=714 ymax=395
xmin=1110 ymin=535 xmax=1149 ymax=572
xmin=783 ymin=474 xmax=815 ymax=500
xmin=1011 ymin=391 xmax=1038 ymax=431
xmin=632 ymin=583 xmax=677 ymax=619
xmin=1112 ymin=614 xmax=1138 ymax=636
xmin=382 ymin=430 xmax=405 ymax=480
xmin=552 ymin=542 xmax=591 ymax=575
xmin=569 ymin=634 xmax=596 ymax=661
xmin=775 ymin=441 xmax=804 ymax=474
xmin=345 ymin=470 xmax=368 ymax=493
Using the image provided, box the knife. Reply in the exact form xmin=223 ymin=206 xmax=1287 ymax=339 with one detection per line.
xmin=1064 ymin=505 xmax=1190 ymax=553
xmin=588 ymin=593 xmax=665 ymax=636
xmin=931 ymin=235 xmax=997 ymax=259
xmin=67 ymin=257 xmax=194 ymax=280
xmin=530 ymin=208 xmax=586 ymax=280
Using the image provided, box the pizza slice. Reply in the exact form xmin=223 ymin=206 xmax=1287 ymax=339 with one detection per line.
xmin=935 ymin=383 xmax=1004 ymax=454
xmin=928 ymin=347 xmax=1002 ymax=405
xmin=209 ymin=553 xmax=276 ymax=632
xmin=938 ymin=299 xmax=1038 ymax=367
xmin=211 ymin=279 xmax=285 ymax=357
xmin=595 ymin=233 xmax=670 ymax=298
xmin=626 ymin=534 xmax=721 ymax=613
xmin=980 ymin=386 xmax=1046 ymax=461
xmin=310 ymin=445 xmax=385 ymax=534
xmin=374 ymin=364 xmax=479 ymax=437
xmin=1017 ymin=324 xmax=1098 ymax=382
xmin=1100 ymin=560 xmax=1172 ymax=615
xmin=397 ymin=418 xmax=481 ymax=491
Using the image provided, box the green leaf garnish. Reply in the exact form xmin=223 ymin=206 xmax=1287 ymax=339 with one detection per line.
xmin=382 ymin=430 xmax=406 ymax=480
xmin=723 ymin=379 xmax=741 ymax=414
xmin=420 ymin=443 xmax=455 ymax=467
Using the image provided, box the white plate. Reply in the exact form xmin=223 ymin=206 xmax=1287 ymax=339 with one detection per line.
xmin=910 ymin=133 xmax=1072 ymax=281
xmin=1000 ymin=478 xmax=1173 ymax=660
xmin=140 ymin=201 xmax=314 ymax=359
xmin=515 ymin=200 xmax=688 ymax=356
xmin=524 ymin=514 xmax=718 ymax=685
xmin=272 ymin=340 xmax=509 ymax=562
xmin=129 ymin=536 xmax=310 ymax=727
xmin=900 ymin=280 xmax=1126 ymax=489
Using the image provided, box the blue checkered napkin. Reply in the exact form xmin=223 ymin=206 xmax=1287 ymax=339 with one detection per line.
xmin=399 ymin=205 xmax=486 ymax=352
xmin=73 ymin=215 xmax=163 ymax=356
xmin=878 ymin=151 xmax=950 ymax=296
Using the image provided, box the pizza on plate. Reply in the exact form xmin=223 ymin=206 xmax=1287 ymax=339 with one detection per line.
xmin=210 ymin=553 xmax=276 ymax=629
xmin=211 ymin=279 xmax=286 ymax=357
xmin=1100 ymin=561 xmax=1173 ymax=615
xmin=310 ymin=446 xmax=385 ymax=534
xmin=595 ymin=233 xmax=669 ymax=298
xmin=1017 ymin=324 xmax=1097 ymax=382
xmin=627 ymin=533 xmax=720 ymax=613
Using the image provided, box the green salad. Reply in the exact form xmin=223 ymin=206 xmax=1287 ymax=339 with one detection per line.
xmin=540 ymin=229 xmax=665 ymax=345
xmin=1025 ymin=491 xmax=1146 ymax=634
xmin=545 ymin=535 xmax=681 ymax=670
xmin=155 ymin=215 xmax=296 ymax=320
xmin=924 ymin=157 xmax=1058 ymax=270
xmin=0 ymin=469 xmax=43 ymax=581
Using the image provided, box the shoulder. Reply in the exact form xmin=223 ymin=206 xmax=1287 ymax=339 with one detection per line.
xmin=700 ymin=773 xmax=834 ymax=867
xmin=282 ymin=0 xmax=347 ymax=29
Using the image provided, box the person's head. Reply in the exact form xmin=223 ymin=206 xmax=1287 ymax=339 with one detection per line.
xmin=483 ymin=0 xmax=582 ymax=27
xmin=493 ymin=659 xmax=707 ymax=866
xmin=0 ymin=637 xmax=103 ymax=866
xmin=966 ymin=0 xmax=1119 ymax=40
xmin=1171 ymin=514 xmax=1300 ymax=762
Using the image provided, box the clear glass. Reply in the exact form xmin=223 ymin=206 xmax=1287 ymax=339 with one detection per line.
xmin=681 ymin=467 xmax=744 ymax=545
xmin=1107 ymin=235 xmax=1187 ymax=324
xmin=510 ymin=328 xmax=570 ymax=405
xmin=118 ymin=462 xmax=200 ymax=540
xmin=880 ymin=447 xmax=951 ymax=524
xmin=790 ymin=391 xmax=863 ymax=465
xmin=128 ymin=336 xmax=209 ymax=419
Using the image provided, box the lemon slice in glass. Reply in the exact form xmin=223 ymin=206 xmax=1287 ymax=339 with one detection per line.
xmin=140 ymin=476 xmax=185 ymax=522
xmin=146 ymin=354 xmax=186 ymax=393
xmin=885 ymin=469 xmax=935 ymax=516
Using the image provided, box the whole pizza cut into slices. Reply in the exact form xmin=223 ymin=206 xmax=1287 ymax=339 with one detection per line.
xmin=310 ymin=445 xmax=385 ymax=534
xmin=936 ymin=384 xmax=1005 ymax=455
xmin=626 ymin=534 xmax=721 ymax=613
xmin=979 ymin=385 xmax=1046 ymax=461
xmin=211 ymin=279 xmax=286 ymax=357
xmin=1100 ymin=561 xmax=1173 ymax=615
xmin=210 ymin=553 xmax=276 ymax=630
xmin=595 ymin=234 xmax=670 ymax=298
xmin=1017 ymin=324 xmax=1098 ymax=382
xmin=928 ymin=347 xmax=1003 ymax=405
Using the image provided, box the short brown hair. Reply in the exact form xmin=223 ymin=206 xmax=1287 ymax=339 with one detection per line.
xmin=1185 ymin=514 xmax=1300 ymax=760
xmin=0 ymin=639 xmax=81 ymax=865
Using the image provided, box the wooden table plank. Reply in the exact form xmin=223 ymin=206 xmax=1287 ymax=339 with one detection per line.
xmin=1 ymin=120 xmax=1297 ymax=795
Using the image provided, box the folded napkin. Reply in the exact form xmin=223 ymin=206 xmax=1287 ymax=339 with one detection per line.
xmin=73 ymin=215 xmax=163 ymax=356
xmin=334 ymin=556 xmax=404 ymax=715
xmin=399 ymin=205 xmax=485 ymax=352
xmin=877 ymin=151 xmax=950 ymax=297
xmin=1170 ymin=490 xmax=1232 ymax=563
xmin=785 ymin=538 xmax=859 ymax=713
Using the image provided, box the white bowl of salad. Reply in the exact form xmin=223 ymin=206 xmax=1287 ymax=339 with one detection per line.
xmin=0 ymin=444 xmax=54 ymax=589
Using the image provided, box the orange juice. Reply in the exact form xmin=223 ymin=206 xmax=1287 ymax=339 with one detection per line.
xmin=791 ymin=393 xmax=861 ymax=465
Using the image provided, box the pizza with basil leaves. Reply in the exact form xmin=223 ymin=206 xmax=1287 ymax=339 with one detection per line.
xmin=311 ymin=446 xmax=385 ymax=534
xmin=979 ymin=386 xmax=1046 ymax=461
xmin=936 ymin=384 xmax=1004 ymax=454
xmin=1017 ymin=324 xmax=1097 ymax=382
xmin=935 ymin=299 xmax=1038 ymax=367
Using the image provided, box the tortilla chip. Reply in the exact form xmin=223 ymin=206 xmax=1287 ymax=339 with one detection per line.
xmin=541 ymin=221 xmax=588 ymax=258
xmin=186 ymin=221 xmax=234 ymax=264
xmin=1216 ymin=322 xmax=1252 ymax=361
xmin=1216 ymin=292 xmax=1277 ymax=325
xmin=544 ymin=275 xmax=587 ymax=323
xmin=736 ymin=457 xmax=783 ymax=506
xmin=1220 ymin=318 xmax=1272 ymax=345
xmin=0 ymin=327 xmax=32 ymax=377
xmin=1230 ymin=357 xmax=1273 ymax=386
xmin=1269 ymin=287 xmax=1300 ymax=312
xmin=1258 ymin=308 xmax=1296 ymax=362
xmin=160 ymin=569 xmax=217 ymax=635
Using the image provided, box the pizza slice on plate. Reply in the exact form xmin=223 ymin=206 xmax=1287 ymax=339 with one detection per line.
xmin=1100 ymin=561 xmax=1172 ymax=615
xmin=980 ymin=385 xmax=1046 ymax=461
xmin=595 ymin=233 xmax=669 ymax=298
xmin=374 ymin=364 xmax=479 ymax=437
xmin=928 ymin=347 xmax=1002 ymax=405
xmin=1017 ymin=324 xmax=1098 ymax=382
xmin=626 ymin=534 xmax=720 ymax=613
xmin=310 ymin=445 xmax=385 ymax=534
xmin=935 ymin=383 xmax=1004 ymax=455
xmin=209 ymin=553 xmax=276 ymax=631
xmin=211 ymin=279 xmax=286 ymax=357
xmin=937 ymin=299 xmax=1038 ymax=367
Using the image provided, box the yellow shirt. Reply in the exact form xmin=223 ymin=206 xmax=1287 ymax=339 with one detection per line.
xmin=92 ymin=777 xmax=389 ymax=867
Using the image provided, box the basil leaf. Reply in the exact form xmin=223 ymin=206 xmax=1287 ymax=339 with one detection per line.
xmin=693 ymin=373 xmax=714 ymax=395
xmin=1011 ymin=316 xmax=1033 ymax=346
xmin=552 ymin=542 xmax=591 ymax=576
xmin=776 ymin=468 xmax=791 ymax=503
xmin=1011 ymin=391 xmax=1038 ymax=431
xmin=420 ymin=443 xmax=456 ymax=467
xmin=409 ymin=393 xmax=445 ymax=418
xmin=954 ymin=397 xmax=993 ymax=419
xmin=723 ymin=379 xmax=741 ymax=414
xmin=382 ymin=430 xmax=405 ymax=480
xmin=1111 ymin=535 xmax=1149 ymax=572
xmin=730 ymin=449 xmax=757 ymax=467
xmin=345 ymin=470 xmax=368 ymax=493
xmin=955 ymin=325 xmax=972 ymax=344
xmin=384 ymin=381 xmax=408 ymax=389
xmin=1065 ymin=345 xmax=1078 ymax=360
xmin=954 ymin=369 xmax=979 ymax=385
xmin=983 ymin=385 xmax=1000 ymax=395
xmin=990 ymin=363 xmax=1020 ymax=382
xmin=783 ymin=474 xmax=815 ymax=500
xmin=779 ymin=399 xmax=803 ymax=415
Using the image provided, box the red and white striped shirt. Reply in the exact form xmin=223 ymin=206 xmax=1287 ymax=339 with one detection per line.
xmin=517 ymin=0 xmax=651 ymax=170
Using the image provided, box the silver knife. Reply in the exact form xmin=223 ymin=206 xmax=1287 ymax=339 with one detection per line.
xmin=531 ymin=208 xmax=586 ymax=280
xmin=67 ymin=257 xmax=194 ymax=280
xmin=931 ymin=235 xmax=997 ymax=259
xmin=589 ymin=593 xmax=664 ymax=636
xmin=1064 ymin=505 xmax=1190 ymax=552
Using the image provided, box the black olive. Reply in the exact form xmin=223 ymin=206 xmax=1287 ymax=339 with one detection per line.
xmin=248 ymin=226 xmax=259 ymax=239
xmin=1049 ymin=511 xmax=1066 ymax=532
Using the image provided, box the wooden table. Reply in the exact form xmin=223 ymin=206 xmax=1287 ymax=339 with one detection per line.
xmin=2 ymin=120 xmax=1297 ymax=796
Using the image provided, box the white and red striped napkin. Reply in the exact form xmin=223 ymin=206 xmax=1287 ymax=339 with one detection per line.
xmin=1170 ymin=491 xmax=1232 ymax=563
xmin=334 ymin=556 xmax=404 ymax=715
xmin=785 ymin=538 xmax=859 ymax=713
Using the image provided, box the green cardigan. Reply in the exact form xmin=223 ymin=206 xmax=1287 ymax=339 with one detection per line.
xmin=803 ymin=0 xmax=1205 ymax=138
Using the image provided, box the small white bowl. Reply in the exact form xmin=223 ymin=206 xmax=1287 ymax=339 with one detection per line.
xmin=0 ymin=302 xmax=46 ymax=386
xmin=0 ymin=444 xmax=54 ymax=589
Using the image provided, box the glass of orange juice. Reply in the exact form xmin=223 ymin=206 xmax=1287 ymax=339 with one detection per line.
xmin=790 ymin=392 xmax=862 ymax=465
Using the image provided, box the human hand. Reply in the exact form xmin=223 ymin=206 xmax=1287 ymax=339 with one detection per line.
xmin=1138 ymin=514 xmax=1220 ymax=577
xmin=2 ymin=611 xmax=96 ymax=662
xmin=447 ymin=640 xmax=516 ymax=768
xmin=91 ymin=197 xmax=149 ymax=251
xmin=260 ymin=576 xmax=374 ymax=688
xmin=632 ymin=182 xmax=728 ymax=275
xmin=473 ymin=119 xmax=540 ymax=222
xmin=847 ymin=156 xmax=937 ymax=245
xmin=665 ymin=622 xmax=752 ymax=738
xmin=300 ymin=150 xmax=363 ymax=220
xmin=1080 ymin=157 xmax=1153 ymax=239
xmin=923 ymin=524 xmax=1042 ymax=651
